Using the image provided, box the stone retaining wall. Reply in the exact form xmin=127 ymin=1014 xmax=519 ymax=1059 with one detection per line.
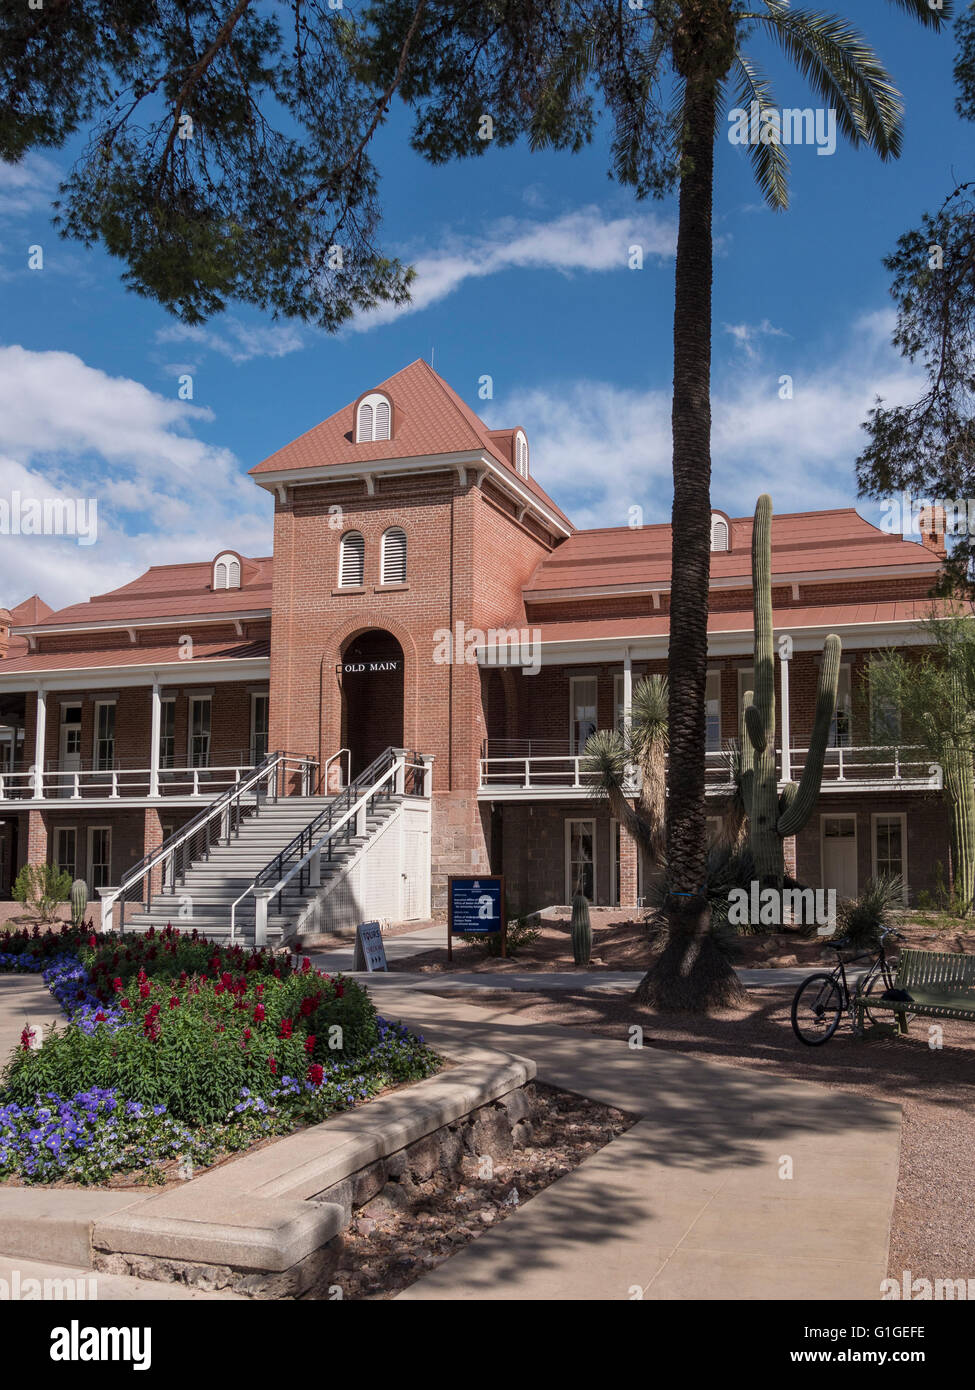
xmin=94 ymin=1084 xmax=539 ymax=1298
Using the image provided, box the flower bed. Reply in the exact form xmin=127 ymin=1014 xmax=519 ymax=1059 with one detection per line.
xmin=0 ymin=923 xmax=440 ymax=1185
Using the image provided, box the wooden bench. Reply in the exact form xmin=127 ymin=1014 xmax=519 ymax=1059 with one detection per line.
xmin=857 ymin=946 xmax=975 ymax=1035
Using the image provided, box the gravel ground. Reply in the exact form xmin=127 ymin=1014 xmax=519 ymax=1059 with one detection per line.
xmin=422 ymin=983 xmax=975 ymax=1285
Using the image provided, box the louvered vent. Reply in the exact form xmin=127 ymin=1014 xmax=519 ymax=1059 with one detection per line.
xmin=340 ymin=531 xmax=365 ymax=586
xmin=381 ymin=527 xmax=407 ymax=584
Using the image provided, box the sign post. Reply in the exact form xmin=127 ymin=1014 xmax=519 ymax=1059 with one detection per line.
xmin=447 ymin=875 xmax=506 ymax=960
xmin=353 ymin=920 xmax=388 ymax=972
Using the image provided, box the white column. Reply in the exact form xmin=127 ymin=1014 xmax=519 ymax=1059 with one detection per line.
xmin=32 ymin=687 xmax=46 ymax=799
xmin=780 ymin=647 xmax=792 ymax=783
xmin=622 ymin=649 xmax=633 ymax=733
xmin=149 ymin=681 xmax=161 ymax=798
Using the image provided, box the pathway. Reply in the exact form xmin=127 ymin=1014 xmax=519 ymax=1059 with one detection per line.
xmin=366 ymin=983 xmax=902 ymax=1301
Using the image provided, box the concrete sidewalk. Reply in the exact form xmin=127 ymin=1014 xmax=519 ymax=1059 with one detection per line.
xmin=365 ymin=984 xmax=902 ymax=1301
xmin=0 ymin=973 xmax=64 ymax=1065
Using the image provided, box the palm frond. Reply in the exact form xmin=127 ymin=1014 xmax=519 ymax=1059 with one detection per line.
xmin=759 ymin=2 xmax=904 ymax=158
xmin=883 ymin=0 xmax=950 ymax=29
xmin=529 ymin=25 xmax=601 ymax=153
xmin=728 ymin=53 xmax=790 ymax=210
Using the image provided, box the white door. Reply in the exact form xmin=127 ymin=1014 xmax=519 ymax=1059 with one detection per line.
xmin=822 ymin=817 xmax=858 ymax=901
xmin=58 ymin=706 xmax=82 ymax=797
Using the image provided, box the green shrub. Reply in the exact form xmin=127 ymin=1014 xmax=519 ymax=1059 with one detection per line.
xmin=835 ymin=876 xmax=904 ymax=948
xmin=466 ymin=917 xmax=540 ymax=957
xmin=12 ymin=864 xmax=72 ymax=922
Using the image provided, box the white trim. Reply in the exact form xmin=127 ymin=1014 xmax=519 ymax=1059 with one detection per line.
xmin=564 ymin=816 xmax=597 ymax=903
xmin=871 ymin=812 xmax=909 ymax=901
xmin=250 ymin=451 xmax=574 ymax=539
xmin=86 ymin=824 xmax=112 ymax=895
xmin=0 ymin=656 xmax=270 ymax=695
xmin=820 ymin=812 xmax=858 ymax=900
xmin=13 ymin=609 xmax=270 ymax=638
xmin=569 ymin=675 xmax=598 ymax=755
xmin=187 ymin=692 xmax=212 ymax=768
xmin=53 ymin=825 xmax=78 ymax=880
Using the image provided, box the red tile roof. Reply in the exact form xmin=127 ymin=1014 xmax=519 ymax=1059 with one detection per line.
xmin=532 ymin=598 xmax=943 ymax=647
xmin=0 ymin=636 xmax=270 ymax=677
xmin=525 ymin=509 xmax=940 ymax=593
xmin=250 ymin=359 xmax=573 ymax=529
xmin=16 ymin=559 xmax=272 ymax=630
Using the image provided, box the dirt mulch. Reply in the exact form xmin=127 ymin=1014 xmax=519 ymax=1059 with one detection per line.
xmin=387 ymin=915 xmax=975 ymax=975
xmin=422 ymin=982 xmax=975 ymax=1285
xmin=327 ymin=1083 xmax=635 ymax=1300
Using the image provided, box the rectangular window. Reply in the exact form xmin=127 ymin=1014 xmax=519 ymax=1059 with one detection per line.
xmin=737 ymin=667 xmax=755 ymax=721
xmin=830 ymin=664 xmax=853 ymax=748
xmin=565 ymin=817 xmax=596 ymax=902
xmin=869 ymin=668 xmax=901 ymax=743
xmin=873 ymin=814 xmax=907 ymax=895
xmin=188 ymin=696 xmax=211 ymax=768
xmin=706 ymin=670 xmax=722 ymax=752
xmin=159 ymin=699 xmax=176 ymax=769
xmin=93 ymin=701 xmax=116 ymax=771
xmin=250 ymin=693 xmax=269 ymax=765
xmin=569 ymin=677 xmax=598 ymax=755
xmin=54 ymin=826 xmax=77 ymax=881
xmin=87 ymin=827 xmax=111 ymax=893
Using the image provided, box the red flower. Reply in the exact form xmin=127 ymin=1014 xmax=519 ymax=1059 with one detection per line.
xmin=268 ymin=1056 xmax=277 ymax=1075
xmin=168 ymin=995 xmax=180 ymax=1009
xmin=335 ymin=982 xmax=344 ymax=999
xmin=94 ymin=1011 xmax=107 ymax=1023
xmin=120 ymin=998 xmax=132 ymax=1011
xmin=299 ymin=998 xmax=314 ymax=1018
xmin=214 ymin=984 xmax=225 ymax=996
xmin=88 ymin=934 xmax=97 ymax=949
xmin=253 ymin=1003 xmax=266 ymax=1023
xmin=302 ymin=957 xmax=311 ymax=974
xmin=111 ymin=977 xmax=123 ymax=993
xmin=243 ymin=1028 xmax=252 ymax=1042
xmin=20 ymin=1025 xmax=35 ymax=1052
xmin=304 ymin=1035 xmax=316 ymax=1055
xmin=307 ymin=1063 xmax=324 ymax=1087
xmin=139 ymin=981 xmax=150 ymax=999
xmin=278 ymin=1017 xmax=293 ymax=1040
xmin=221 ymin=972 xmax=232 ymax=988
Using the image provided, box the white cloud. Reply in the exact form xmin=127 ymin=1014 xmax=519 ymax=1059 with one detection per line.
xmin=155 ymin=317 xmax=305 ymax=364
xmin=723 ymin=317 xmax=789 ymax=359
xmin=354 ymin=205 xmax=676 ymax=329
xmin=0 ymin=154 xmax=60 ymax=219
xmin=0 ymin=346 xmax=269 ymax=610
xmin=486 ymin=309 xmax=923 ymax=529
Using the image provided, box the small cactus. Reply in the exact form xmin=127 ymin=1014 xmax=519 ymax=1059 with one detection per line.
xmin=571 ymin=891 xmax=592 ymax=966
xmin=70 ymin=878 xmax=88 ymax=926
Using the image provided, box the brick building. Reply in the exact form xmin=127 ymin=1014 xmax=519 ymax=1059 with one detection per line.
xmin=0 ymin=360 xmax=956 ymax=919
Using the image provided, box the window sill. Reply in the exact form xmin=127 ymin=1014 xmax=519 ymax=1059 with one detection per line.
xmin=374 ymin=583 xmax=409 ymax=593
xmin=331 ymin=586 xmax=366 ymax=596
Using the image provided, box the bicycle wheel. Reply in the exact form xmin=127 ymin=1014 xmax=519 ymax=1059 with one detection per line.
xmin=859 ymin=971 xmax=915 ymax=1030
xmin=791 ymin=972 xmax=845 ymax=1045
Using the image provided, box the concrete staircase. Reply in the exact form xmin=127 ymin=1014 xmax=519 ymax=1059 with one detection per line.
xmin=123 ymin=792 xmax=404 ymax=944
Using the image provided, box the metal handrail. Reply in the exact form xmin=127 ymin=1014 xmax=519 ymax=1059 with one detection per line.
xmin=319 ymin=747 xmax=350 ymax=794
xmin=99 ymin=750 xmax=317 ymax=931
xmin=230 ymin=748 xmax=428 ymax=942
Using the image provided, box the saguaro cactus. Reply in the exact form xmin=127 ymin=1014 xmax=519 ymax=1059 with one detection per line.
xmin=70 ymin=878 xmax=88 ymax=926
xmin=571 ymin=891 xmax=592 ymax=966
xmin=741 ymin=495 xmax=842 ymax=890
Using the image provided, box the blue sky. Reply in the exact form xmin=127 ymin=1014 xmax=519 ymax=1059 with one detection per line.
xmin=0 ymin=1 xmax=968 ymax=609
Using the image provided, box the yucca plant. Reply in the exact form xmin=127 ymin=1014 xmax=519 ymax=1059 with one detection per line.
xmin=835 ymin=876 xmax=906 ymax=949
xmin=582 ymin=673 xmax=669 ymax=861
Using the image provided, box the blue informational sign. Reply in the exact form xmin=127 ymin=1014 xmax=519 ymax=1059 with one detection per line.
xmin=448 ymin=876 xmax=504 ymax=934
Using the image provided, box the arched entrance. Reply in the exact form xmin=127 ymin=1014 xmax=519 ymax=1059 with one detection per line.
xmin=340 ymin=629 xmax=405 ymax=776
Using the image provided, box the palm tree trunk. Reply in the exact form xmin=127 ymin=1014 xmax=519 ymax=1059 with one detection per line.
xmin=637 ymin=9 xmax=743 ymax=1010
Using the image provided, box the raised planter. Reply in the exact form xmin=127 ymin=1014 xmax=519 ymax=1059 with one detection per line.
xmin=0 ymin=1042 xmax=535 ymax=1298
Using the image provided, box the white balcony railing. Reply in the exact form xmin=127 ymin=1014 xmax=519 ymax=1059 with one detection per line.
xmin=0 ymin=761 xmax=258 ymax=802
xmin=478 ymin=743 xmax=943 ymax=794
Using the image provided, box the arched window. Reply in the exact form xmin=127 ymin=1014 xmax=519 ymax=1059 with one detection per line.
xmin=514 ymin=430 xmax=529 ymax=478
xmin=339 ymin=531 xmax=365 ymax=587
xmin=710 ymin=515 xmax=729 ymax=552
xmin=355 ymin=392 xmax=392 ymax=443
xmin=381 ymin=526 xmax=407 ymax=585
xmin=213 ymin=552 xmax=241 ymax=589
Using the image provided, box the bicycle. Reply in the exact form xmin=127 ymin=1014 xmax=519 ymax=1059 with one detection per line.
xmin=790 ymin=925 xmax=913 ymax=1046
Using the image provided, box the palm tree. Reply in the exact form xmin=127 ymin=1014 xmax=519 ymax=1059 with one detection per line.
xmin=583 ymin=673 xmax=669 ymax=863
xmin=364 ymin=0 xmax=945 ymax=1007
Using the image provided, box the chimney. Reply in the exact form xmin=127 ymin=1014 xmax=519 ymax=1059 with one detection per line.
xmin=916 ymin=503 xmax=948 ymax=558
